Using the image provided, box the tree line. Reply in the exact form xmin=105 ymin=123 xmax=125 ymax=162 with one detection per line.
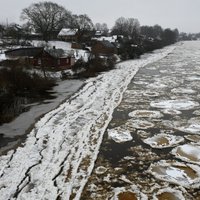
xmin=0 ymin=1 xmax=181 ymax=43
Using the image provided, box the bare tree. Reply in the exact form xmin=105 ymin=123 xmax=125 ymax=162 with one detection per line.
xmin=95 ymin=23 xmax=101 ymax=31
xmin=112 ymin=17 xmax=127 ymax=36
xmin=95 ymin=22 xmax=109 ymax=35
xmin=70 ymin=14 xmax=94 ymax=42
xmin=112 ymin=17 xmax=140 ymax=39
xmin=21 ymin=1 xmax=72 ymax=41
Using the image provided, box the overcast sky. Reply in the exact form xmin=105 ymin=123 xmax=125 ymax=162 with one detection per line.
xmin=0 ymin=0 xmax=199 ymax=33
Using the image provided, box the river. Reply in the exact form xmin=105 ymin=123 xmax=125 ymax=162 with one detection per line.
xmin=1 ymin=42 xmax=200 ymax=200
xmin=0 ymin=79 xmax=83 ymax=154
xmin=82 ymin=41 xmax=200 ymax=199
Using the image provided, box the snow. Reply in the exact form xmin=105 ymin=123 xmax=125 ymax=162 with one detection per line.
xmin=0 ymin=53 xmax=6 ymax=62
xmin=143 ymin=134 xmax=184 ymax=149
xmin=107 ymin=127 xmax=133 ymax=143
xmin=58 ymin=28 xmax=77 ymax=36
xmin=31 ymin=40 xmax=90 ymax=62
xmin=31 ymin=40 xmax=72 ymax=52
xmin=0 ymin=45 xmax=175 ymax=200
xmin=92 ymin=35 xmax=118 ymax=43
xmin=150 ymin=99 xmax=199 ymax=110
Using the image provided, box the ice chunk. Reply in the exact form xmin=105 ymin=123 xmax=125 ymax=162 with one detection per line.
xmin=143 ymin=134 xmax=184 ymax=149
xmin=151 ymin=100 xmax=199 ymax=110
xmin=148 ymin=160 xmax=200 ymax=188
xmin=171 ymin=144 xmax=200 ymax=165
xmin=107 ymin=127 xmax=133 ymax=143
xmin=129 ymin=110 xmax=163 ymax=118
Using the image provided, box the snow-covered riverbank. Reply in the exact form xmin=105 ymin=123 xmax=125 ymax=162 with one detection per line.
xmin=0 ymin=79 xmax=83 ymax=154
xmin=0 ymin=44 xmax=176 ymax=200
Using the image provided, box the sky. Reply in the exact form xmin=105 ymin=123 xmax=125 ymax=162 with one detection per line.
xmin=0 ymin=0 xmax=200 ymax=33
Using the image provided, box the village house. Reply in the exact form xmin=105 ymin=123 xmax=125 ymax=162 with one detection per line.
xmin=57 ymin=28 xmax=78 ymax=42
xmin=94 ymin=30 xmax=103 ymax=37
xmin=4 ymin=47 xmax=75 ymax=69
xmin=91 ymin=40 xmax=117 ymax=57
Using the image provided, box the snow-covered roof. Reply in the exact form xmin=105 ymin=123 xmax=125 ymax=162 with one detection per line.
xmin=58 ymin=28 xmax=78 ymax=36
xmin=92 ymin=35 xmax=118 ymax=43
xmin=0 ymin=53 xmax=6 ymax=62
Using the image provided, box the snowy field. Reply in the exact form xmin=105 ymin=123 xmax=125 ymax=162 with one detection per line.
xmin=0 ymin=44 xmax=175 ymax=199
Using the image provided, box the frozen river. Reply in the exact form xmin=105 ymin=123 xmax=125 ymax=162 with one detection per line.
xmin=82 ymin=41 xmax=200 ymax=199
xmin=0 ymin=42 xmax=200 ymax=200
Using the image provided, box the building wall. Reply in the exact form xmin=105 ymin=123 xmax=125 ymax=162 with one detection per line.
xmin=92 ymin=43 xmax=117 ymax=56
xmin=32 ymin=57 xmax=74 ymax=69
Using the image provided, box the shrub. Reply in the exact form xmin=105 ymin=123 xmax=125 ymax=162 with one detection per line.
xmin=0 ymin=67 xmax=55 ymax=96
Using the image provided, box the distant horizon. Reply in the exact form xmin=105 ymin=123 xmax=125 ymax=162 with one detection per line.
xmin=0 ymin=0 xmax=200 ymax=33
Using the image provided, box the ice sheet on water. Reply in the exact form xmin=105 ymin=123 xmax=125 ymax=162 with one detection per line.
xmin=150 ymin=99 xmax=199 ymax=110
xmin=129 ymin=110 xmax=163 ymax=119
xmin=107 ymin=127 xmax=133 ymax=143
xmin=171 ymin=143 xmax=200 ymax=165
xmin=148 ymin=160 xmax=200 ymax=188
xmin=143 ymin=134 xmax=184 ymax=149
xmin=125 ymin=119 xmax=155 ymax=130
xmin=111 ymin=185 xmax=148 ymax=200
xmin=152 ymin=187 xmax=185 ymax=200
xmin=171 ymin=88 xmax=196 ymax=94
xmin=162 ymin=109 xmax=182 ymax=115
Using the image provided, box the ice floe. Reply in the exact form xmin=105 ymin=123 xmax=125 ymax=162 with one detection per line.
xmin=162 ymin=109 xmax=182 ymax=115
xmin=148 ymin=160 xmax=200 ymax=188
xmin=143 ymin=134 xmax=184 ymax=148
xmin=178 ymin=123 xmax=200 ymax=135
xmin=147 ymin=82 xmax=167 ymax=89
xmin=143 ymin=91 xmax=160 ymax=97
xmin=95 ymin=166 xmax=107 ymax=175
xmin=107 ymin=127 xmax=133 ymax=143
xmin=171 ymin=88 xmax=196 ymax=94
xmin=129 ymin=110 xmax=163 ymax=119
xmin=187 ymin=76 xmax=200 ymax=81
xmin=185 ymin=135 xmax=200 ymax=143
xmin=111 ymin=185 xmax=148 ymax=200
xmin=125 ymin=119 xmax=155 ymax=130
xmin=152 ymin=187 xmax=185 ymax=200
xmin=150 ymin=99 xmax=199 ymax=110
xmin=171 ymin=143 xmax=200 ymax=165
xmin=137 ymin=130 xmax=151 ymax=139
xmin=193 ymin=110 xmax=200 ymax=116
